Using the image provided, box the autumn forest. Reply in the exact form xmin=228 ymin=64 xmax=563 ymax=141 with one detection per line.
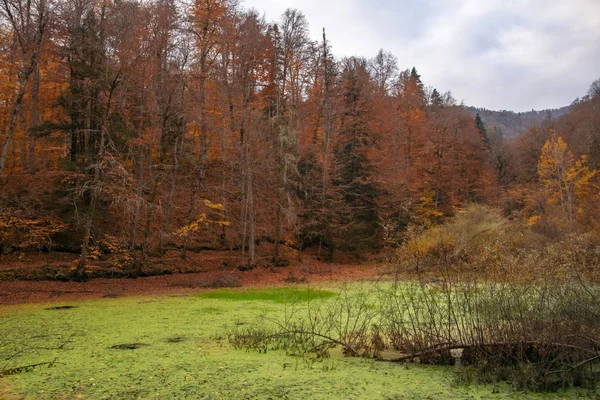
xmin=3 ymin=0 xmax=600 ymax=396
xmin=2 ymin=0 xmax=598 ymax=277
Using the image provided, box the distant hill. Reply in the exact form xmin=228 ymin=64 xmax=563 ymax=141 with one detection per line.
xmin=464 ymin=105 xmax=571 ymax=139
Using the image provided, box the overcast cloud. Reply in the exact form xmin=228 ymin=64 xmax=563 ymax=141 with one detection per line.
xmin=242 ymin=0 xmax=600 ymax=112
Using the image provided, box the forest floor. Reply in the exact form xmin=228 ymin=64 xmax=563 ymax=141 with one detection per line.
xmin=0 ymin=250 xmax=385 ymax=305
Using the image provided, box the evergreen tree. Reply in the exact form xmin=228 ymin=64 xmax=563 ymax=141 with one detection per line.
xmin=429 ymin=88 xmax=443 ymax=108
xmin=332 ymin=57 xmax=380 ymax=250
xmin=475 ymin=113 xmax=490 ymax=149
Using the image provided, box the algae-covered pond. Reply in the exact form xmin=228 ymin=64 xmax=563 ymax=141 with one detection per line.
xmin=0 ymin=285 xmax=592 ymax=399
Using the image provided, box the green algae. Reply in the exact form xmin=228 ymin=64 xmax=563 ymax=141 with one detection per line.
xmin=0 ymin=286 xmax=593 ymax=399
xmin=195 ymin=287 xmax=337 ymax=303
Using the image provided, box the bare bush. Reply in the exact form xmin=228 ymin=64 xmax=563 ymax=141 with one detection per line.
xmin=229 ymin=285 xmax=382 ymax=358
xmin=380 ymin=275 xmax=600 ymax=391
xmin=229 ymin=208 xmax=600 ymax=392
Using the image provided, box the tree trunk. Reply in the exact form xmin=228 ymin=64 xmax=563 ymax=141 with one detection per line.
xmin=19 ymin=105 xmax=28 ymax=169
xmin=248 ymin=171 xmax=255 ymax=267
xmin=130 ymin=151 xmax=144 ymax=250
xmin=142 ymin=159 xmax=158 ymax=260
xmin=181 ymin=177 xmax=198 ymax=261
xmin=219 ymin=46 xmax=230 ymax=247
xmin=245 ymin=132 xmax=255 ymax=268
xmin=158 ymin=137 xmax=179 ymax=253
xmin=321 ymin=29 xmax=334 ymax=262
xmin=198 ymin=46 xmax=208 ymax=180
xmin=76 ymin=124 xmax=106 ymax=281
xmin=0 ymin=73 xmax=31 ymax=176
xmin=273 ymin=90 xmax=284 ymax=266
xmin=28 ymin=55 xmax=40 ymax=173
xmin=76 ymin=73 xmax=119 ymax=279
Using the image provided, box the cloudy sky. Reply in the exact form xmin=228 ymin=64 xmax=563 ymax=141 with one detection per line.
xmin=242 ymin=0 xmax=600 ymax=112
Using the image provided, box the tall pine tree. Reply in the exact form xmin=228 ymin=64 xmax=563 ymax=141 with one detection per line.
xmin=332 ymin=57 xmax=380 ymax=250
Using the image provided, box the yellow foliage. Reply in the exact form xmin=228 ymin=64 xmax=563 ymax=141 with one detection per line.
xmin=87 ymin=246 xmax=102 ymax=261
xmin=526 ymin=215 xmax=541 ymax=227
xmin=403 ymin=205 xmax=511 ymax=259
xmin=414 ymin=190 xmax=445 ymax=225
xmin=538 ymin=134 xmax=596 ymax=197
xmin=98 ymin=234 xmax=134 ymax=268
xmin=0 ymin=209 xmax=67 ymax=253
xmin=203 ymin=199 xmax=225 ymax=211
xmin=174 ymin=200 xmax=230 ymax=238
xmin=404 ymin=225 xmax=448 ymax=257
xmin=536 ymin=133 xmax=597 ymax=224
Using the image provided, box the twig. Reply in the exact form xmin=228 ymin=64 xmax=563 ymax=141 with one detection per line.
xmin=0 ymin=359 xmax=61 ymax=376
xmin=389 ymin=340 xmax=598 ymax=363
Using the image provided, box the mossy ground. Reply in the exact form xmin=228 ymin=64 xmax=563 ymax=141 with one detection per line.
xmin=0 ymin=285 xmax=594 ymax=399
xmin=194 ymin=287 xmax=337 ymax=303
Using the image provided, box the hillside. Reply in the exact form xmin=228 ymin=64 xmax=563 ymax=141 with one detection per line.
xmin=0 ymin=0 xmax=598 ymax=282
xmin=464 ymin=105 xmax=571 ymax=138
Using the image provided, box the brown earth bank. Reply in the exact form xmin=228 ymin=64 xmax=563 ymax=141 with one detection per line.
xmin=0 ymin=249 xmax=385 ymax=305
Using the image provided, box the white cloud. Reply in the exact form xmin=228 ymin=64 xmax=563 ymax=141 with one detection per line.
xmin=242 ymin=0 xmax=600 ymax=111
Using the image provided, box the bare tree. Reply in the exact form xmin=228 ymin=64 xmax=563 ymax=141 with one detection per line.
xmin=368 ymin=49 xmax=398 ymax=94
xmin=271 ymin=9 xmax=309 ymax=265
xmin=0 ymin=0 xmax=50 ymax=176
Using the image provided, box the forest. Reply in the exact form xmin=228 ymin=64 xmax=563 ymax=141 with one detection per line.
xmin=464 ymin=105 xmax=571 ymax=138
xmin=0 ymin=0 xmax=597 ymax=272
xmin=1 ymin=0 xmax=600 ymax=398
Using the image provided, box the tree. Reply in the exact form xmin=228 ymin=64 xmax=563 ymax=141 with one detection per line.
xmin=368 ymin=49 xmax=397 ymax=94
xmin=474 ymin=113 xmax=490 ymax=149
xmin=487 ymin=126 xmax=516 ymax=189
xmin=0 ymin=0 xmax=50 ymax=176
xmin=332 ymin=57 xmax=380 ymax=250
xmin=395 ymin=67 xmax=426 ymax=169
xmin=236 ymin=11 xmax=269 ymax=268
xmin=537 ymin=133 xmax=596 ymax=227
xmin=410 ymin=96 xmax=493 ymax=217
xmin=428 ymin=88 xmax=443 ymax=108
xmin=270 ymin=9 xmax=309 ymax=265
xmin=190 ymin=0 xmax=229 ymax=179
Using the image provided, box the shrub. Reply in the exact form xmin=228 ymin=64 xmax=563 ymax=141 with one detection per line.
xmin=0 ymin=208 xmax=67 ymax=254
xmin=395 ymin=205 xmax=517 ymax=273
xmin=230 ymin=274 xmax=600 ymax=392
